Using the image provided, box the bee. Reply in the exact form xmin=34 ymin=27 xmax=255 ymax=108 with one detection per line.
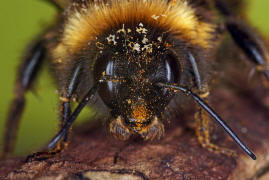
xmin=1 ymin=0 xmax=269 ymax=161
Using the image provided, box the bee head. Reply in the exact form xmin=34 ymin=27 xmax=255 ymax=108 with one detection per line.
xmin=54 ymin=0 xmax=214 ymax=140
xmin=93 ymin=23 xmax=181 ymax=140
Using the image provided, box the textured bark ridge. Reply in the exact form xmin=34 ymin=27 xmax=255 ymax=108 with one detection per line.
xmin=1 ymin=79 xmax=269 ymax=180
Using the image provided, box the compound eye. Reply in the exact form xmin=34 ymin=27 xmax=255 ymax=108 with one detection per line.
xmin=151 ymin=52 xmax=180 ymax=96
xmin=152 ymin=52 xmax=180 ymax=85
xmin=94 ymin=52 xmax=121 ymax=108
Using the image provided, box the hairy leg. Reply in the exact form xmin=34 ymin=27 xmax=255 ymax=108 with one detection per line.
xmin=215 ymin=0 xmax=269 ymax=83
xmin=195 ymin=103 xmax=236 ymax=157
xmin=26 ymin=65 xmax=83 ymax=160
xmin=1 ymin=40 xmax=46 ymax=158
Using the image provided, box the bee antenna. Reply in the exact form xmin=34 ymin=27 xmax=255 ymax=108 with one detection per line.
xmin=157 ymin=83 xmax=256 ymax=160
xmin=47 ymin=85 xmax=99 ymax=150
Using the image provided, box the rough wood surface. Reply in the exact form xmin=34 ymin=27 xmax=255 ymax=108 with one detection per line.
xmin=1 ymin=77 xmax=269 ymax=180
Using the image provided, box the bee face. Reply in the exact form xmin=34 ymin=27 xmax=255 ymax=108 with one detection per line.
xmin=49 ymin=0 xmax=214 ymax=141
xmin=93 ymin=23 xmax=180 ymax=139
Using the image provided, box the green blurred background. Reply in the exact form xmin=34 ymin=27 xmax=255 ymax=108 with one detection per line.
xmin=0 ymin=0 xmax=269 ymax=156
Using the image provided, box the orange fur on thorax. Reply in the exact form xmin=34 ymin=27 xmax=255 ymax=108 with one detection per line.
xmin=53 ymin=0 xmax=215 ymax=59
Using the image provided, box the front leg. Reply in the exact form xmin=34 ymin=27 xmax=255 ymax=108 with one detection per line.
xmin=195 ymin=101 xmax=236 ymax=157
xmin=192 ymin=87 xmax=236 ymax=157
xmin=26 ymin=65 xmax=82 ymax=161
xmin=158 ymin=83 xmax=256 ymax=159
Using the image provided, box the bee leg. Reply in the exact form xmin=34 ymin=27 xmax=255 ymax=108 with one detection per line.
xmin=214 ymin=1 xmax=269 ymax=82
xmin=27 ymin=85 xmax=98 ymax=162
xmin=26 ymin=65 xmax=82 ymax=161
xmin=53 ymin=65 xmax=82 ymax=151
xmin=226 ymin=20 xmax=269 ymax=82
xmin=195 ymin=95 xmax=237 ymax=157
xmin=1 ymin=40 xmax=46 ymax=159
xmin=57 ymin=65 xmax=82 ymax=149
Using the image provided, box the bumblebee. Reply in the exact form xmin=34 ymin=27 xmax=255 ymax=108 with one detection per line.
xmin=2 ymin=0 xmax=269 ymax=160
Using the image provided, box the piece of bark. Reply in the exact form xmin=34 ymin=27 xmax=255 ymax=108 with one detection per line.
xmin=1 ymin=79 xmax=269 ymax=180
